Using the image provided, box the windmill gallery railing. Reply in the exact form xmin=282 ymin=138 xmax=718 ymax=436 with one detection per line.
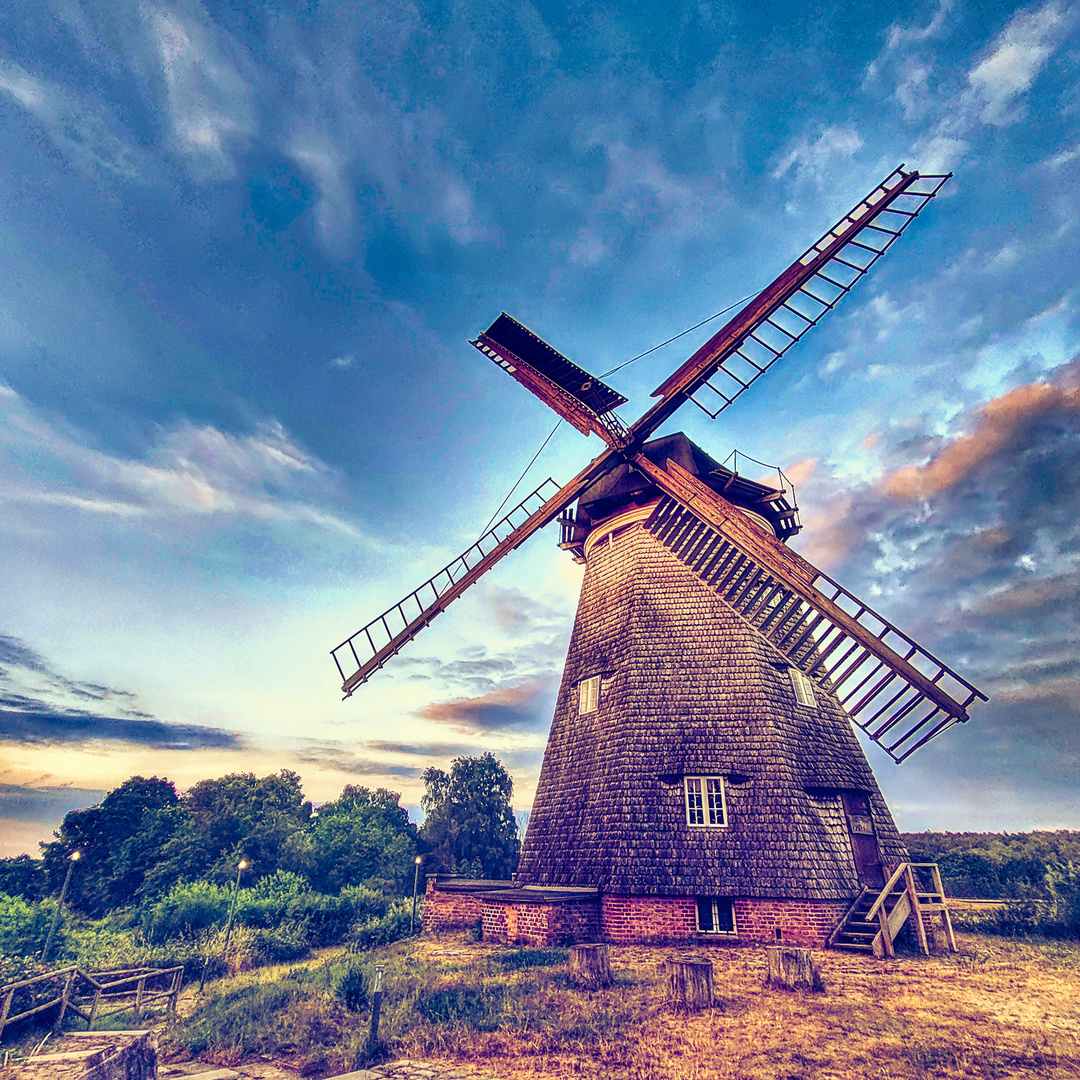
xmin=0 ymin=965 xmax=183 ymax=1040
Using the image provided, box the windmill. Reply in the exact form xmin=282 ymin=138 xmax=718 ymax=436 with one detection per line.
xmin=332 ymin=166 xmax=986 ymax=952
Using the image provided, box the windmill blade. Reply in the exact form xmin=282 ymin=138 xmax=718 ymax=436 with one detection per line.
xmin=633 ymin=455 xmax=986 ymax=763
xmin=472 ymin=313 xmax=629 ymax=445
xmin=332 ymin=449 xmax=621 ymax=695
xmin=632 ymin=166 xmax=951 ymax=443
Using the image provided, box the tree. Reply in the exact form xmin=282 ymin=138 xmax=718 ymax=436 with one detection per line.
xmin=286 ymin=785 xmax=419 ymax=895
xmin=0 ymin=855 xmax=46 ymax=901
xmin=40 ymin=776 xmax=181 ymax=916
xmin=420 ymin=753 xmax=520 ymax=879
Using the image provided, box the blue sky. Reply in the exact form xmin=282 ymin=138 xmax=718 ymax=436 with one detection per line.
xmin=1 ymin=0 xmax=1078 ymax=856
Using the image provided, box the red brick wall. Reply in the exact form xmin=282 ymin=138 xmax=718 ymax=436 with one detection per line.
xmin=482 ymin=898 xmax=602 ymax=946
xmin=601 ymin=895 xmax=850 ymax=946
xmin=601 ymin=895 xmax=698 ymax=942
xmin=422 ymin=882 xmax=485 ymax=933
xmin=731 ymin=898 xmax=850 ymax=947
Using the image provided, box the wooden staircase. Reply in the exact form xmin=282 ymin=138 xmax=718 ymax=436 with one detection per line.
xmin=829 ymin=863 xmax=956 ymax=958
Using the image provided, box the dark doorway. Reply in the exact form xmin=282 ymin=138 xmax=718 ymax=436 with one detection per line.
xmin=840 ymin=791 xmax=885 ymax=889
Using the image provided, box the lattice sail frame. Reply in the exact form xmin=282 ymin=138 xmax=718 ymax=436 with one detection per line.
xmin=331 ymin=164 xmax=985 ymax=760
xmin=636 ymin=457 xmax=986 ymax=763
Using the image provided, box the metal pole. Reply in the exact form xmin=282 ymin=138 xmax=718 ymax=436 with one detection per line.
xmin=411 ymin=857 xmax=422 ymax=935
xmin=367 ymin=965 xmax=384 ymax=1055
xmin=41 ymin=853 xmax=79 ymax=964
xmin=199 ymin=859 xmax=246 ymax=992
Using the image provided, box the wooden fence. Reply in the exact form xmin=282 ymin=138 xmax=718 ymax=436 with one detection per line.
xmin=0 ymin=965 xmax=183 ymax=1040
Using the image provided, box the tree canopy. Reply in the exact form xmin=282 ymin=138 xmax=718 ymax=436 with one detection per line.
xmin=14 ymin=771 xmax=419 ymax=915
xmin=420 ymin=753 xmax=520 ymax=879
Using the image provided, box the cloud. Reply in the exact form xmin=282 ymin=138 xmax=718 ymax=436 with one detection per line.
xmin=772 ymin=127 xmax=863 ymax=183
xmin=0 ymin=385 xmax=367 ymax=538
xmin=967 ymin=2 xmax=1070 ymax=126
xmin=417 ymin=678 xmax=553 ymax=734
xmin=146 ymin=4 xmax=255 ymax=180
xmin=0 ymin=58 xmax=139 ymax=181
xmin=0 ymin=632 xmax=242 ymax=750
xmin=0 ymin=784 xmax=105 ymax=823
xmin=293 ymin=740 xmax=422 ymax=778
xmin=883 ymin=368 xmax=1080 ymax=497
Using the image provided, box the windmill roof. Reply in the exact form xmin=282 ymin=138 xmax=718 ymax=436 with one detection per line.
xmin=518 ymin=509 xmax=907 ymax=900
xmin=576 ymin=433 xmax=799 ymax=540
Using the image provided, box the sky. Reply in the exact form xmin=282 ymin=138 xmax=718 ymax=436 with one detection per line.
xmin=1 ymin=0 xmax=1078 ymax=858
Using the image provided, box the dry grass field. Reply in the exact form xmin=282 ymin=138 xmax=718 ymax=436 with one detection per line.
xmin=396 ymin=934 xmax=1080 ymax=1080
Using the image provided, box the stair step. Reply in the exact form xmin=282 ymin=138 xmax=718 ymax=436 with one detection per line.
xmin=832 ymin=942 xmax=873 ymax=953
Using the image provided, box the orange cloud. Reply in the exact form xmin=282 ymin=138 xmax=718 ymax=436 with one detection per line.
xmin=883 ymin=371 xmax=1080 ymax=499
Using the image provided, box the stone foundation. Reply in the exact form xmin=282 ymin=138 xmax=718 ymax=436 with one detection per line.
xmin=424 ymin=877 xmax=852 ymax=949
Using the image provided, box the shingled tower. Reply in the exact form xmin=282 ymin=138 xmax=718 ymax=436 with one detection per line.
xmin=515 ymin=434 xmax=907 ymax=945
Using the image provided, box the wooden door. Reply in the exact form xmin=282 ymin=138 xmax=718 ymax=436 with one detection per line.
xmin=840 ymin=791 xmax=885 ymax=889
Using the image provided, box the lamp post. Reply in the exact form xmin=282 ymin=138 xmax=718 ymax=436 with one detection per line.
xmin=411 ymin=855 xmax=423 ymax=935
xmin=199 ymin=858 xmax=248 ymax=992
xmin=41 ymin=850 xmax=80 ymax=964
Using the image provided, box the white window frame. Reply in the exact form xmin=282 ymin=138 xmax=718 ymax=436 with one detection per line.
xmin=696 ymin=896 xmax=737 ymax=935
xmin=789 ymin=668 xmax=817 ymax=708
xmin=684 ymin=776 xmax=727 ymax=827
xmin=578 ymin=675 xmax=600 ymax=715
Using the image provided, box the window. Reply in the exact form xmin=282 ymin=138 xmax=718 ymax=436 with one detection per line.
xmin=578 ymin=675 xmax=600 ymax=715
xmin=684 ymin=777 xmax=726 ymax=827
xmin=789 ymin=668 xmax=817 ymax=708
xmin=696 ymin=897 xmax=736 ymax=935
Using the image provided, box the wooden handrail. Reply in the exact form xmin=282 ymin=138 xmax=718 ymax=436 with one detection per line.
xmin=865 ymin=863 xmax=909 ymax=921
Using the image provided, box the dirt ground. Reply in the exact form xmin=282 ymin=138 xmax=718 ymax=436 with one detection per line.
xmin=405 ymin=933 xmax=1080 ymax=1080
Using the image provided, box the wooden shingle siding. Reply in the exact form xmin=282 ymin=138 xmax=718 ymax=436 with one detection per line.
xmin=518 ymin=515 xmax=907 ymax=900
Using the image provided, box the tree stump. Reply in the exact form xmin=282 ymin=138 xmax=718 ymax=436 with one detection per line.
xmin=765 ymin=946 xmax=824 ymax=992
xmin=662 ymin=958 xmax=713 ymax=1011
xmin=569 ymin=944 xmax=612 ymax=989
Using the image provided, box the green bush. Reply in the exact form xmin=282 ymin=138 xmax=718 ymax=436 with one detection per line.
xmin=250 ymin=920 xmax=312 ymax=963
xmin=0 ymin=892 xmax=65 ymax=959
xmin=346 ymin=899 xmax=413 ymax=951
xmin=148 ymin=881 xmax=231 ymax=938
xmin=330 ymin=955 xmax=369 ymax=1011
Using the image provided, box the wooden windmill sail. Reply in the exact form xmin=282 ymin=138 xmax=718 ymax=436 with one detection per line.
xmin=333 ymin=164 xmax=986 ymax=951
xmin=332 ymin=165 xmax=985 ymax=764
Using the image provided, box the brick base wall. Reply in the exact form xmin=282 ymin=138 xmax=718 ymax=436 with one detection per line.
xmin=482 ymin=898 xmax=601 ymax=946
xmin=601 ymin=895 xmax=851 ymax=947
xmin=424 ymin=880 xmax=852 ymax=949
xmin=422 ymin=882 xmax=485 ymax=934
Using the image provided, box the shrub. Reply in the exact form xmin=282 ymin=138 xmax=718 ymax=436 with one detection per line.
xmin=149 ymin=881 xmax=231 ymax=938
xmin=346 ymin=899 xmax=413 ymax=951
xmin=0 ymin=893 xmax=65 ymax=959
xmin=330 ymin=955 xmax=369 ymax=1012
xmin=250 ymin=920 xmax=312 ymax=964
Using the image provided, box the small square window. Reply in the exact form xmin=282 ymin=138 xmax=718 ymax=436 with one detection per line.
xmin=685 ymin=777 xmax=726 ymax=827
xmin=578 ymin=675 xmax=600 ymax=715
xmin=789 ymin=668 xmax=817 ymax=708
xmin=696 ymin=897 xmax=736 ymax=934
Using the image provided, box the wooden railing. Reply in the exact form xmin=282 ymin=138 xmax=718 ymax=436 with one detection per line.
xmin=865 ymin=862 xmax=956 ymax=958
xmin=0 ymin=965 xmax=183 ymax=1040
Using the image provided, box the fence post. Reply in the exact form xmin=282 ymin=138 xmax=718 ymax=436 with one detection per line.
xmin=133 ymin=974 xmax=146 ymax=1023
xmin=88 ymin=986 xmax=102 ymax=1031
xmin=0 ymin=987 xmax=14 ymax=1041
xmin=169 ymin=968 xmax=182 ymax=1015
xmin=55 ymin=969 xmax=76 ymax=1031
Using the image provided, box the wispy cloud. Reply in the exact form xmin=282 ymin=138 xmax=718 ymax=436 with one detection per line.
xmin=417 ymin=678 xmax=554 ymax=734
xmin=0 ymin=633 xmax=242 ymax=750
xmin=0 ymin=383 xmax=368 ymax=538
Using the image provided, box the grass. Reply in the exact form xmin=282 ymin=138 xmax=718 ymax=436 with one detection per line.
xmin=157 ymin=933 xmax=1080 ymax=1079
